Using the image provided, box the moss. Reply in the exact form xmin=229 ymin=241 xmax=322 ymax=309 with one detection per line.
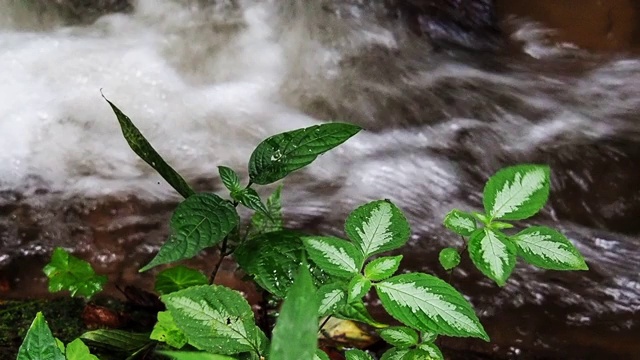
xmin=0 ymin=297 xmax=86 ymax=358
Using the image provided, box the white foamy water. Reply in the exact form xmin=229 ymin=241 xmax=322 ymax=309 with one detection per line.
xmin=1 ymin=0 xmax=640 ymax=333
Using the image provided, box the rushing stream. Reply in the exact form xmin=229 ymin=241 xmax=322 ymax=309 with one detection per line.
xmin=1 ymin=1 xmax=639 ymax=358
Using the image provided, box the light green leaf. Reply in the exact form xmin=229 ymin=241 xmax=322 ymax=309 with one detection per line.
xmin=488 ymin=221 xmax=514 ymax=230
xmin=103 ymin=96 xmax=194 ymax=198
xmin=155 ymin=265 xmax=208 ymax=295
xmin=468 ymin=229 xmax=516 ymax=286
xmin=249 ymin=184 xmax=283 ymax=237
xmin=345 ymin=200 xmax=411 ymax=259
xmin=364 ymin=255 xmax=403 ymax=281
xmin=335 ymin=301 xmax=387 ymax=329
xmin=375 ymin=273 xmax=488 ymax=341
xmin=380 ymin=348 xmax=409 ymax=360
xmin=161 ymin=285 xmax=265 ymax=356
xmin=347 ymin=276 xmax=372 ymax=303
xmin=421 ymin=331 xmax=437 ymax=343
xmin=438 ymin=248 xmax=461 ymax=271
xmin=417 ymin=343 xmax=444 ymax=360
xmin=150 ymin=311 xmax=187 ymax=349
xmin=303 ymin=236 xmax=364 ymax=278
xmin=345 ymin=349 xmax=374 ymax=360
xmin=443 ymin=209 xmax=477 ymax=236
xmin=43 ymin=247 xmax=107 ymax=299
xmin=140 ymin=193 xmax=240 ymax=272
xmin=270 ymin=265 xmax=319 ymax=360
xmin=377 ymin=326 xmax=419 ymax=349
xmin=235 ymin=230 xmax=329 ymax=298
xmin=54 ymin=338 xmax=65 ymax=354
xmin=248 ymin=123 xmax=362 ymax=185
xmin=512 ymin=226 xmax=588 ymax=270
xmin=80 ymin=330 xmax=150 ymax=352
xmin=483 ymin=164 xmax=550 ymax=221
xmin=232 ymin=188 xmax=269 ymax=217
xmin=17 ymin=312 xmax=65 ymax=360
xmin=156 ymin=351 xmax=235 ymax=360
xmin=218 ymin=166 xmax=242 ymax=192
xmin=65 ymin=339 xmax=98 ymax=360
xmin=316 ymin=283 xmax=347 ymax=317
xmin=314 ymin=349 xmax=331 ymax=360
xmin=473 ymin=212 xmax=490 ymax=225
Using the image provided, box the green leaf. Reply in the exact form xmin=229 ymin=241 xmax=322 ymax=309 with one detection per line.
xmin=347 ymin=276 xmax=372 ymax=303
xmin=468 ymin=229 xmax=516 ymax=286
xmin=345 ymin=349 xmax=374 ymax=360
xmin=377 ymin=326 xmax=419 ymax=349
xmin=54 ymin=338 xmax=65 ymax=354
xmin=420 ymin=331 xmax=437 ymax=343
xmin=161 ymin=285 xmax=265 ymax=356
xmin=235 ymin=230 xmax=329 ymax=298
xmin=80 ymin=330 xmax=151 ymax=352
xmin=488 ymin=221 xmax=514 ymax=230
xmin=249 ymin=184 xmax=283 ymax=237
xmin=443 ymin=209 xmax=477 ymax=236
xmin=512 ymin=226 xmax=588 ymax=270
xmin=316 ymin=283 xmax=347 ymax=317
xmin=303 ymin=236 xmax=364 ymax=278
xmin=375 ymin=273 xmax=488 ymax=341
xmin=380 ymin=348 xmax=409 ymax=360
xmin=314 ymin=349 xmax=331 ymax=360
xmin=150 ymin=311 xmax=187 ymax=349
xmin=17 ymin=312 xmax=65 ymax=360
xmin=65 ymin=339 xmax=99 ymax=360
xmin=140 ymin=193 xmax=240 ymax=271
xmin=483 ymin=164 xmax=550 ymax=221
xmin=334 ymin=301 xmax=386 ymax=329
xmin=156 ymin=351 xmax=235 ymax=360
xmin=43 ymin=247 xmax=107 ymax=298
xmin=472 ymin=212 xmax=490 ymax=225
xmin=232 ymin=188 xmax=269 ymax=217
xmin=270 ymin=265 xmax=319 ymax=360
xmin=218 ymin=166 xmax=242 ymax=192
xmin=248 ymin=123 xmax=361 ymax=185
xmin=417 ymin=343 xmax=444 ymax=360
xmin=155 ymin=265 xmax=208 ymax=295
xmin=345 ymin=200 xmax=411 ymax=259
xmin=438 ymin=248 xmax=461 ymax=271
xmin=103 ymin=96 xmax=194 ymax=198
xmin=364 ymin=255 xmax=402 ymax=281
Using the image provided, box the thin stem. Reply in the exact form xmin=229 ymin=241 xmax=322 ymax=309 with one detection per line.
xmin=319 ymin=315 xmax=333 ymax=333
xmin=209 ymin=236 xmax=229 ymax=284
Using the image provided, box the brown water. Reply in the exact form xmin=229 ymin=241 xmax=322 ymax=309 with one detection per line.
xmin=1 ymin=1 xmax=639 ymax=359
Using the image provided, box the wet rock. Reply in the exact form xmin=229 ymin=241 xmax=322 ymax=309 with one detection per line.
xmin=23 ymin=0 xmax=133 ymax=25
xmin=388 ymin=0 xmax=503 ymax=51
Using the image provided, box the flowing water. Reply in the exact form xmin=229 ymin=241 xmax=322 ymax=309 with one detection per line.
xmin=1 ymin=1 xmax=639 ymax=358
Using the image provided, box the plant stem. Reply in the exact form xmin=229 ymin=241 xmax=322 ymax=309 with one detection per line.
xmin=209 ymin=235 xmax=229 ymax=284
xmin=319 ymin=315 xmax=333 ymax=334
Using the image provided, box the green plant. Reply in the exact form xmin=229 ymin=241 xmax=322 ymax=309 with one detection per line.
xmin=17 ymin=95 xmax=588 ymax=360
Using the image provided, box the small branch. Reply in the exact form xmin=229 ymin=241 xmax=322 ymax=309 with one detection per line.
xmin=319 ymin=315 xmax=333 ymax=334
xmin=209 ymin=236 xmax=229 ymax=284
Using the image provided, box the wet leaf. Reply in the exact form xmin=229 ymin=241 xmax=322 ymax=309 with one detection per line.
xmin=417 ymin=342 xmax=444 ymax=360
xmin=80 ymin=330 xmax=151 ymax=352
xmin=363 ymin=255 xmax=402 ymax=281
xmin=150 ymin=311 xmax=187 ymax=349
xmin=17 ymin=312 xmax=65 ymax=360
xmin=249 ymin=123 xmax=361 ymax=185
xmin=43 ymin=247 xmax=106 ymax=299
xmin=513 ymin=226 xmax=588 ymax=270
xmin=377 ymin=326 xmax=419 ymax=349
xmin=65 ymin=339 xmax=99 ymax=360
xmin=347 ymin=276 xmax=372 ymax=303
xmin=232 ymin=188 xmax=269 ymax=217
xmin=438 ymin=248 xmax=461 ymax=271
xmin=303 ymin=236 xmax=363 ymax=278
xmin=155 ymin=265 xmax=208 ymax=295
xmin=316 ymin=283 xmax=347 ymax=317
xmin=483 ymin=164 xmax=550 ymax=221
xmin=375 ymin=273 xmax=488 ymax=341
xmin=218 ymin=166 xmax=242 ymax=193
xmin=103 ymin=96 xmax=194 ymax=198
xmin=161 ymin=285 xmax=265 ymax=356
xmin=345 ymin=200 xmax=411 ymax=259
xmin=468 ymin=229 xmax=516 ymax=286
xmin=270 ymin=265 xmax=319 ymax=360
xmin=140 ymin=193 xmax=239 ymax=271
xmin=443 ymin=209 xmax=477 ymax=236
xmin=249 ymin=184 xmax=283 ymax=236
